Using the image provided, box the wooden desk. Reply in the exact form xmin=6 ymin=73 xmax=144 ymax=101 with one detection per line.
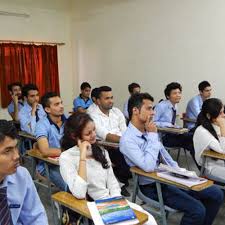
xmin=130 ymin=166 xmax=213 ymax=225
xmin=52 ymin=192 xmax=148 ymax=225
xmin=27 ymin=149 xmax=59 ymax=166
xmin=157 ymin=127 xmax=189 ymax=135
xmin=180 ymin=117 xmax=196 ymax=123
xmin=18 ymin=131 xmax=36 ymax=141
xmin=96 ymin=140 xmax=119 ymax=149
xmin=200 ymin=150 xmax=225 ymax=177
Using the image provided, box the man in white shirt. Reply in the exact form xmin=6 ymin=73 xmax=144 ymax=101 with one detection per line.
xmin=89 ymin=86 xmax=131 ymax=196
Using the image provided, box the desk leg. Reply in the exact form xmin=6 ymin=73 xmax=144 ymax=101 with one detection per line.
xmin=44 ymin=163 xmax=58 ymax=225
xmin=132 ymin=173 xmax=138 ymax=203
xmin=200 ymin=156 xmax=206 ymax=176
xmin=156 ymin=182 xmax=167 ymax=225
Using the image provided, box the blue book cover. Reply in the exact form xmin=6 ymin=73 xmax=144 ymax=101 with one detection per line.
xmin=95 ymin=196 xmax=137 ymax=225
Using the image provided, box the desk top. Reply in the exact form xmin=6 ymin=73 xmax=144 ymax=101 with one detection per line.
xmin=52 ymin=192 xmax=148 ymax=225
xmin=157 ymin=127 xmax=189 ymax=134
xmin=202 ymin=150 xmax=225 ymax=160
xmin=96 ymin=140 xmax=119 ymax=149
xmin=180 ymin=117 xmax=196 ymax=123
xmin=18 ymin=131 xmax=36 ymax=141
xmin=27 ymin=149 xmax=59 ymax=166
xmin=130 ymin=167 xmax=214 ymax=192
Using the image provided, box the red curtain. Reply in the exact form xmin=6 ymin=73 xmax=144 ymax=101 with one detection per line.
xmin=0 ymin=43 xmax=60 ymax=108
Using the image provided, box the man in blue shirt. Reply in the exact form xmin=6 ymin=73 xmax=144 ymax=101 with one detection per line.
xmin=123 ymin=82 xmax=141 ymax=120
xmin=35 ymin=92 xmax=66 ymax=190
xmin=7 ymin=82 xmax=24 ymax=122
xmin=186 ymin=81 xmax=212 ymax=129
xmin=120 ymin=93 xmax=223 ymax=225
xmin=0 ymin=120 xmax=48 ymax=225
xmin=154 ymin=82 xmax=194 ymax=156
xmin=73 ymin=82 xmax=93 ymax=112
xmin=18 ymin=84 xmax=46 ymax=135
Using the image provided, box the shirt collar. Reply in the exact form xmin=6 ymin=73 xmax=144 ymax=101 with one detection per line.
xmin=0 ymin=172 xmax=17 ymax=187
xmin=79 ymin=94 xmax=90 ymax=103
xmin=166 ymin=100 xmax=177 ymax=110
xmin=128 ymin=122 xmax=145 ymax=138
xmin=47 ymin=114 xmax=66 ymax=131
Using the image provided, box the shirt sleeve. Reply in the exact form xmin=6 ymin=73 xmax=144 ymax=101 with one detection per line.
xmin=19 ymin=109 xmax=36 ymax=134
xmin=208 ymin=137 xmax=225 ymax=153
xmin=19 ymin=168 xmax=48 ymax=224
xmin=120 ymin=132 xmax=161 ymax=172
xmin=35 ymin=120 xmax=48 ymax=139
xmin=59 ymin=151 xmax=88 ymax=199
xmin=117 ymin=109 xmax=127 ymax=134
xmin=188 ymin=99 xmax=201 ymax=118
xmin=73 ymin=98 xmax=83 ymax=111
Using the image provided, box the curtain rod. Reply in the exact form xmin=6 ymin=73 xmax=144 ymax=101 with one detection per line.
xmin=0 ymin=40 xmax=65 ymax=46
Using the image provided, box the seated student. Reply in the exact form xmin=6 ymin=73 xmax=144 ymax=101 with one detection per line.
xmin=73 ymin=82 xmax=93 ymax=113
xmin=35 ymin=92 xmax=66 ymax=190
xmin=123 ymin=82 xmax=141 ymax=120
xmin=7 ymin=82 xmax=24 ymax=121
xmin=18 ymin=84 xmax=46 ymax=135
xmin=193 ymin=98 xmax=225 ymax=182
xmin=186 ymin=81 xmax=212 ymax=129
xmin=59 ymin=113 xmax=157 ymax=225
xmin=154 ymin=82 xmax=194 ymax=156
xmin=89 ymin=86 xmax=131 ymax=196
xmin=0 ymin=120 xmax=48 ymax=224
xmin=120 ymin=93 xmax=224 ymax=225
xmin=87 ymin=87 xmax=99 ymax=114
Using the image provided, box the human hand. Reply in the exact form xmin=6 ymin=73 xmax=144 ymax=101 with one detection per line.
xmin=145 ymin=115 xmax=157 ymax=133
xmin=78 ymin=139 xmax=91 ymax=160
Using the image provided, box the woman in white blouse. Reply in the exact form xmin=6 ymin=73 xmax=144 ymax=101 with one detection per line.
xmin=193 ymin=98 xmax=225 ymax=181
xmin=59 ymin=112 xmax=157 ymax=225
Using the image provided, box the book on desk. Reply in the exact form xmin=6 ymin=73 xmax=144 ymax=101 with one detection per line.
xmin=157 ymin=164 xmax=208 ymax=188
xmin=87 ymin=196 xmax=139 ymax=225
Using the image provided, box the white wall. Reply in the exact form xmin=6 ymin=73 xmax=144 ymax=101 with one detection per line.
xmin=0 ymin=0 xmax=74 ymax=119
xmin=71 ymin=0 xmax=225 ymax=112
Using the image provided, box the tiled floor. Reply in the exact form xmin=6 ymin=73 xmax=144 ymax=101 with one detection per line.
xmin=24 ymin=150 xmax=225 ymax=225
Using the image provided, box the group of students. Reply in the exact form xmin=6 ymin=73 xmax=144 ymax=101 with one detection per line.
xmin=1 ymin=79 xmax=225 ymax=225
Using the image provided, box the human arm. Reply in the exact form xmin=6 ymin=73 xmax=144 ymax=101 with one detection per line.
xmin=37 ymin=138 xmax=61 ymax=157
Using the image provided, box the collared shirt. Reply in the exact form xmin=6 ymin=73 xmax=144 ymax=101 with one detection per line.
xmin=73 ymin=95 xmax=93 ymax=111
xmin=153 ymin=100 xmax=178 ymax=127
xmin=89 ymin=106 xmax=127 ymax=140
xmin=7 ymin=100 xmax=24 ymax=114
xmin=120 ymin=123 xmax=178 ymax=185
xmin=35 ymin=115 xmax=66 ymax=173
xmin=0 ymin=166 xmax=48 ymax=225
xmin=186 ymin=95 xmax=203 ymax=129
xmin=18 ymin=101 xmax=46 ymax=135
xmin=123 ymin=99 xmax=129 ymax=119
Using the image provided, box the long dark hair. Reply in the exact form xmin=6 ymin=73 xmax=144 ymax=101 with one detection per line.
xmin=196 ymin=98 xmax=223 ymax=140
xmin=61 ymin=112 xmax=109 ymax=169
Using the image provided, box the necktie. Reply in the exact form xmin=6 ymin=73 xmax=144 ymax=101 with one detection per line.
xmin=171 ymin=108 xmax=176 ymax=125
xmin=35 ymin=109 xmax=39 ymax=122
xmin=0 ymin=187 xmax=13 ymax=225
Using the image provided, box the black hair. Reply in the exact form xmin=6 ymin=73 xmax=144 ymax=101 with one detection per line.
xmin=80 ymin=82 xmax=91 ymax=90
xmin=164 ymin=82 xmax=182 ymax=99
xmin=128 ymin=83 xmax=140 ymax=94
xmin=61 ymin=112 xmax=109 ymax=169
xmin=22 ymin=84 xmax=39 ymax=97
xmin=196 ymin=98 xmax=223 ymax=140
xmin=97 ymin=86 xmax=112 ymax=99
xmin=0 ymin=120 xmax=18 ymax=143
xmin=128 ymin=92 xmax=154 ymax=120
xmin=198 ymin=81 xmax=211 ymax=92
xmin=91 ymin=88 xmax=100 ymax=100
xmin=7 ymin=82 xmax=22 ymax=92
xmin=41 ymin=92 xmax=59 ymax=109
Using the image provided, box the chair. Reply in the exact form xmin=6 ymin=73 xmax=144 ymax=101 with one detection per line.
xmin=131 ymin=173 xmax=179 ymax=225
